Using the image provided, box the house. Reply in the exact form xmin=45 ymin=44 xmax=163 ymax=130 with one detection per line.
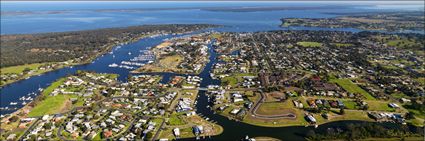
xmin=230 ymin=108 xmax=241 ymax=115
xmin=388 ymin=103 xmax=399 ymax=108
xmin=173 ymin=128 xmax=180 ymax=137
xmin=6 ymin=134 xmax=16 ymax=141
xmin=305 ymin=115 xmax=316 ymax=123
xmin=233 ymin=93 xmax=244 ymax=103
xmin=400 ymin=98 xmax=411 ymax=103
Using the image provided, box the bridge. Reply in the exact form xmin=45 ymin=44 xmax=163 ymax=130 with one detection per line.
xmin=197 ymin=87 xmax=208 ymax=91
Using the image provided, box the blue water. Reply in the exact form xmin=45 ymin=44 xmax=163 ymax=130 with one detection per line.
xmin=2 ymin=1 xmax=423 ymax=34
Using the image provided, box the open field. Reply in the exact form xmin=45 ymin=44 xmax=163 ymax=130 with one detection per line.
xmin=296 ymin=42 xmax=322 ymax=47
xmin=256 ymin=101 xmax=294 ymax=115
xmin=27 ymin=78 xmax=81 ymax=117
xmin=1 ymin=63 xmax=46 ymax=74
xmin=332 ymin=43 xmax=354 ymax=47
xmin=134 ymin=55 xmax=184 ymax=73
xmin=28 ymin=95 xmax=77 ymax=117
xmin=329 ymin=78 xmax=375 ymax=100
xmin=221 ymin=73 xmax=256 ymax=87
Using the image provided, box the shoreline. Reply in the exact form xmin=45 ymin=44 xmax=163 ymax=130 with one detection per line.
xmin=0 ymin=24 xmax=218 ymax=88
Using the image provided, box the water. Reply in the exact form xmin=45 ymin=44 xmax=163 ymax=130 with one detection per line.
xmin=2 ymin=1 xmax=423 ymax=34
xmin=1 ymin=1 xmax=424 ymax=140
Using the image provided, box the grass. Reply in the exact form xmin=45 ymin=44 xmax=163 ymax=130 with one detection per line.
xmin=28 ymin=78 xmax=79 ymax=117
xmin=386 ymin=39 xmax=419 ymax=48
xmin=256 ymin=102 xmax=293 ymax=115
xmin=210 ymin=33 xmax=222 ymax=39
xmin=333 ymin=43 xmax=354 ymax=47
xmin=168 ymin=114 xmax=186 ymax=126
xmin=221 ymin=73 xmax=256 ymax=87
xmin=329 ymin=78 xmax=376 ymax=100
xmin=342 ymin=100 xmax=357 ymax=109
xmin=137 ymin=55 xmax=184 ymax=73
xmin=92 ymin=131 xmax=102 ymax=140
xmin=391 ymin=92 xmax=409 ymax=99
xmin=222 ymin=76 xmax=238 ymax=86
xmin=296 ymin=42 xmax=322 ymax=47
xmin=0 ymin=63 xmax=46 ymax=74
xmin=28 ymin=94 xmax=77 ymax=117
xmin=366 ymin=100 xmax=395 ymax=112
xmin=42 ymin=78 xmax=66 ymax=96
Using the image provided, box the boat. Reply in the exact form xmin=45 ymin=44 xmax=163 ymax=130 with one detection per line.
xmin=108 ymin=63 xmax=119 ymax=67
xmin=22 ymin=102 xmax=27 ymax=105
xmin=128 ymin=52 xmax=132 ymax=55
xmin=10 ymin=102 xmax=18 ymax=105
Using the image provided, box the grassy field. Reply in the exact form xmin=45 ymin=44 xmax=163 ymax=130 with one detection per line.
xmin=168 ymin=114 xmax=186 ymax=126
xmin=342 ymin=100 xmax=357 ymax=109
xmin=221 ymin=73 xmax=256 ymax=87
xmin=330 ymin=79 xmax=376 ymax=100
xmin=28 ymin=78 xmax=79 ymax=117
xmin=135 ymin=55 xmax=184 ymax=73
xmin=386 ymin=39 xmax=420 ymax=48
xmin=365 ymin=100 xmax=395 ymax=112
xmin=296 ymin=42 xmax=322 ymax=47
xmin=256 ymin=102 xmax=294 ymax=115
xmin=210 ymin=33 xmax=222 ymax=39
xmin=0 ymin=63 xmax=46 ymax=74
xmin=333 ymin=43 xmax=354 ymax=47
xmin=28 ymin=94 xmax=77 ymax=117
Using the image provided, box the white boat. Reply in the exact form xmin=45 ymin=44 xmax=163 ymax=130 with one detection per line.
xmin=10 ymin=102 xmax=18 ymax=105
xmin=128 ymin=52 xmax=132 ymax=55
xmin=22 ymin=102 xmax=27 ymax=105
xmin=108 ymin=63 xmax=119 ymax=67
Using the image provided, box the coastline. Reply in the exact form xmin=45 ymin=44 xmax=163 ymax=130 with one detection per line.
xmin=0 ymin=24 xmax=218 ymax=88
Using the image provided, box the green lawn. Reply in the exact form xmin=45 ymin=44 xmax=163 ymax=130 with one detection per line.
xmin=92 ymin=131 xmax=102 ymax=140
xmin=330 ymin=79 xmax=376 ymax=100
xmin=221 ymin=73 xmax=256 ymax=87
xmin=28 ymin=94 xmax=77 ymax=117
xmin=366 ymin=100 xmax=394 ymax=112
xmin=28 ymin=78 xmax=77 ymax=117
xmin=342 ymin=100 xmax=357 ymax=109
xmin=333 ymin=43 xmax=354 ymax=47
xmin=391 ymin=92 xmax=409 ymax=99
xmin=168 ymin=114 xmax=186 ymax=126
xmin=296 ymin=42 xmax=322 ymax=47
xmin=42 ymin=78 xmax=66 ymax=96
xmin=386 ymin=39 xmax=419 ymax=48
xmin=1 ymin=63 xmax=46 ymax=74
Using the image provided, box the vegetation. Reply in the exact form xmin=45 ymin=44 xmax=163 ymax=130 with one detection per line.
xmin=296 ymin=42 xmax=322 ymax=47
xmin=282 ymin=12 xmax=425 ymax=32
xmin=306 ymin=123 xmax=423 ymax=141
xmin=27 ymin=78 xmax=78 ymax=117
xmin=330 ymin=78 xmax=375 ymax=100
xmin=0 ymin=24 xmax=215 ymax=67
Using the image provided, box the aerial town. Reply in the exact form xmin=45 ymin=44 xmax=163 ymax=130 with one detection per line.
xmin=1 ymin=29 xmax=424 ymax=140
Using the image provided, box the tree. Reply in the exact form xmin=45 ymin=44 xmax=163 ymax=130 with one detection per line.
xmin=340 ymin=108 xmax=345 ymax=115
xmin=8 ymin=116 xmax=19 ymax=122
xmin=405 ymin=112 xmax=415 ymax=120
